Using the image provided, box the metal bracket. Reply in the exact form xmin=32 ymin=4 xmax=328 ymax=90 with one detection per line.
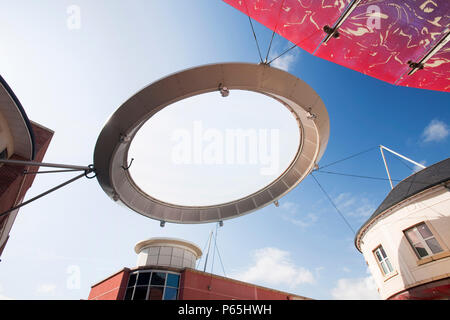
xmin=379 ymin=145 xmax=426 ymax=190
xmin=306 ymin=107 xmax=317 ymax=120
xmin=407 ymin=31 xmax=450 ymax=76
xmin=218 ymin=83 xmax=229 ymax=97
xmin=320 ymin=0 xmax=362 ymax=46
xmin=121 ymin=158 xmax=134 ymax=171
xmin=119 ymin=134 xmax=131 ymax=144
xmin=0 ymin=159 xmax=95 ymax=218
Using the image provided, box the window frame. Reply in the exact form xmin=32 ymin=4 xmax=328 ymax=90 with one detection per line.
xmin=373 ymin=245 xmax=395 ymax=277
xmin=124 ymin=269 xmax=180 ymax=301
xmin=403 ymin=222 xmax=443 ymax=260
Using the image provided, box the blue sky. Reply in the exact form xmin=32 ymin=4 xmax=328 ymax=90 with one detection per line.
xmin=0 ymin=0 xmax=449 ymax=300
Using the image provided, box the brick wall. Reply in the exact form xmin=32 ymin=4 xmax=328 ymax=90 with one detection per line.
xmin=88 ymin=269 xmax=130 ymax=300
xmin=179 ymin=268 xmax=309 ymax=300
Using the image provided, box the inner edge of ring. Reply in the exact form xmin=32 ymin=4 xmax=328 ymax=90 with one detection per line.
xmin=121 ymin=89 xmax=306 ymax=211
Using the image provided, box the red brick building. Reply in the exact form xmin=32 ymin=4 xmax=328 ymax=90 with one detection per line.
xmin=0 ymin=75 xmax=53 ymax=257
xmin=88 ymin=238 xmax=311 ymax=300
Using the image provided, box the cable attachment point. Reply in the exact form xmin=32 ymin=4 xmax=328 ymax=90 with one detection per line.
xmin=218 ymin=83 xmax=229 ymax=97
xmin=407 ymin=60 xmax=424 ymax=71
xmin=119 ymin=133 xmax=131 ymax=144
xmin=323 ymin=25 xmax=340 ymax=39
xmin=122 ymin=158 xmax=134 ymax=171
xmin=112 ymin=192 xmax=120 ymax=202
xmin=84 ymin=164 xmax=97 ymax=179
xmin=306 ymin=107 xmax=317 ymax=120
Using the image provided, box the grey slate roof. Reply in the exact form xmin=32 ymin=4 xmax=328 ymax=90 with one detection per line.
xmin=355 ymin=157 xmax=450 ymax=250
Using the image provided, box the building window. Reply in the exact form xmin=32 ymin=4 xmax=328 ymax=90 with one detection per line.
xmin=404 ymin=222 xmax=443 ymax=259
xmin=373 ymin=246 xmax=394 ymax=276
xmin=124 ymin=270 xmax=180 ymax=300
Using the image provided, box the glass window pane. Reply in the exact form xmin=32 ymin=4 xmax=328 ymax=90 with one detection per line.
xmin=151 ymin=272 xmax=166 ymax=286
xmin=380 ymin=261 xmax=388 ymax=275
xmin=166 ymin=274 xmax=180 ymax=288
xmin=128 ymin=273 xmax=137 ymax=287
xmin=163 ymin=287 xmax=178 ymax=300
xmin=425 ymin=238 xmax=443 ymax=254
xmin=375 ymin=250 xmax=383 ymax=262
xmin=133 ymin=286 xmax=148 ymax=300
xmin=380 ymin=247 xmax=387 ymax=259
xmin=405 ymin=229 xmax=420 ymax=244
xmin=414 ymin=243 xmax=429 ymax=258
xmin=385 ymin=259 xmax=394 ymax=273
xmin=148 ymin=286 xmax=164 ymax=300
xmin=137 ymin=272 xmax=151 ymax=286
xmin=124 ymin=287 xmax=134 ymax=300
xmin=417 ymin=223 xmax=433 ymax=239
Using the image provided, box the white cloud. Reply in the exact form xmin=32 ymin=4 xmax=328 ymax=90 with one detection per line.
xmin=331 ymin=276 xmax=381 ymax=300
xmin=334 ymin=193 xmax=375 ymax=220
xmin=36 ymin=283 xmax=57 ymax=295
xmin=279 ymin=201 xmax=319 ymax=228
xmin=271 ymin=51 xmax=298 ymax=72
xmin=422 ymin=119 xmax=449 ymax=143
xmin=232 ymin=247 xmax=315 ymax=288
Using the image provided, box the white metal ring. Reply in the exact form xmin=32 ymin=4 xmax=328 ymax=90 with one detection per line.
xmin=94 ymin=63 xmax=329 ymax=223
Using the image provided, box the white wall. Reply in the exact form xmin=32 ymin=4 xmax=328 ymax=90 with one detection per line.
xmin=360 ymin=185 xmax=450 ymax=299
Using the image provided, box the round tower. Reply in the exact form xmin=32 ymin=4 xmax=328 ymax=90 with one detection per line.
xmin=134 ymin=237 xmax=202 ymax=269
xmin=355 ymin=158 xmax=450 ymax=300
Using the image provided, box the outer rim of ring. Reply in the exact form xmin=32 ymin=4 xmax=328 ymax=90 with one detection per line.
xmin=94 ymin=63 xmax=330 ymax=224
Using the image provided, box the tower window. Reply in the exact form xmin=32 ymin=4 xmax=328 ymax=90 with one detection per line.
xmin=373 ymin=245 xmax=394 ymax=276
xmin=404 ymin=222 xmax=443 ymax=259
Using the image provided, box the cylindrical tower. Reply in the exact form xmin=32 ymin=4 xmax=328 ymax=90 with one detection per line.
xmin=135 ymin=237 xmax=202 ymax=269
xmin=355 ymin=157 xmax=450 ymax=300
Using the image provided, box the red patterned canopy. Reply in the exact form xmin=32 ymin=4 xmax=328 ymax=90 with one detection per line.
xmin=224 ymin=0 xmax=450 ymax=92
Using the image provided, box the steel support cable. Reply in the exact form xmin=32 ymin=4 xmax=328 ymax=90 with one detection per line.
xmin=244 ymin=0 xmax=264 ymax=63
xmin=264 ymin=0 xmax=287 ymax=63
xmin=265 ymin=30 xmax=277 ymax=63
xmin=395 ymin=157 xmax=415 ymax=171
xmin=196 ymin=231 xmax=212 ymax=269
xmin=314 ymin=170 xmax=433 ymax=185
xmin=267 ymin=29 xmax=322 ymax=65
xmin=24 ymin=168 xmax=83 ymax=175
xmin=267 ymin=43 xmax=297 ymax=65
xmin=310 ymin=173 xmax=356 ymax=235
xmin=214 ymin=238 xmax=227 ymax=277
xmin=0 ymin=172 xmax=87 ymax=219
xmin=210 ymin=223 xmax=219 ymax=274
xmin=317 ymin=146 xmax=379 ymax=170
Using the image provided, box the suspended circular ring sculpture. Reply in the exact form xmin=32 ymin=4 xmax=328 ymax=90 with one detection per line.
xmin=94 ymin=63 xmax=329 ymax=224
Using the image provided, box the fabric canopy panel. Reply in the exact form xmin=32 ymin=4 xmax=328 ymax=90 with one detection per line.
xmin=397 ymin=41 xmax=450 ymax=92
xmin=223 ymin=0 xmax=450 ymax=92
xmin=224 ymin=0 xmax=352 ymax=53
